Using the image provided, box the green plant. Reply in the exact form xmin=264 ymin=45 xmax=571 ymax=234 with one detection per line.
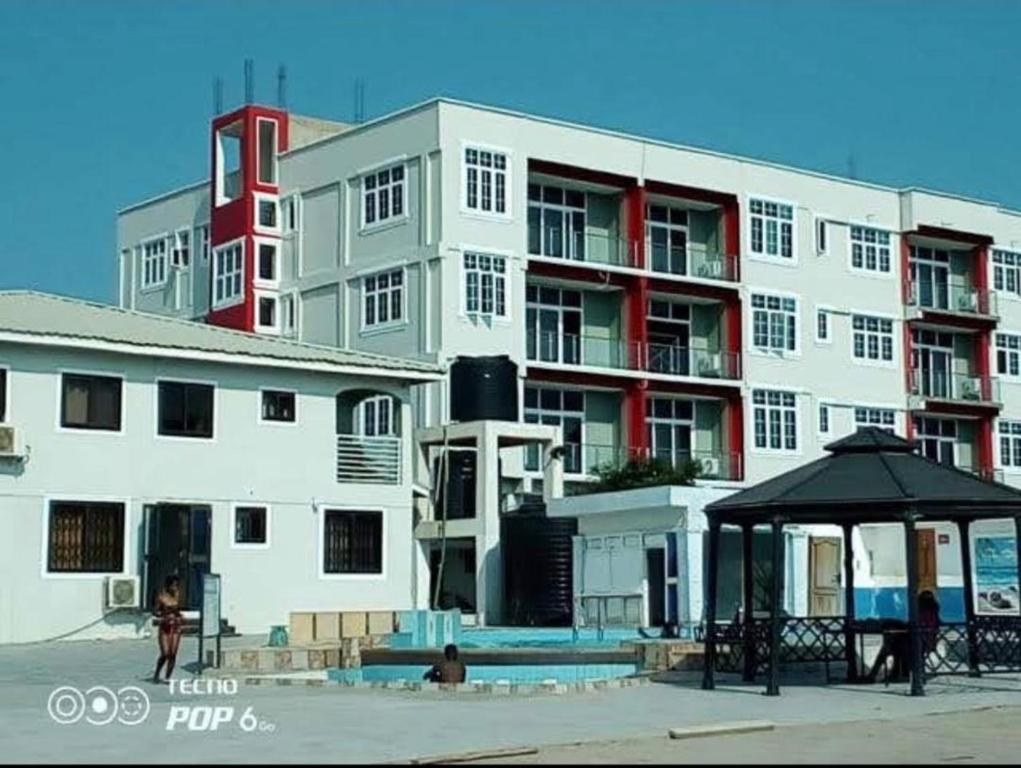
xmin=588 ymin=456 xmax=701 ymax=493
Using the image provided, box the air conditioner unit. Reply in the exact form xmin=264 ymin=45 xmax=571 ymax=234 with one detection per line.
xmin=106 ymin=576 xmax=141 ymax=609
xmin=0 ymin=425 xmax=18 ymax=456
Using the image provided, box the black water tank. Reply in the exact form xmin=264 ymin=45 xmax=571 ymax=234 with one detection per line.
xmin=434 ymin=450 xmax=476 ymax=520
xmin=501 ymin=509 xmax=578 ymax=627
xmin=449 ymin=356 xmax=518 ymax=422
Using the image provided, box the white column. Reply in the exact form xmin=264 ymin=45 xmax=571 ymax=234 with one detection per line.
xmin=681 ymin=510 xmax=707 ymax=632
xmin=475 ymin=423 xmax=502 ymax=626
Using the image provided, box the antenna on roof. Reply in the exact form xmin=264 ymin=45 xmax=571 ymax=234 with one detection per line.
xmin=847 ymin=151 xmax=858 ymax=181
xmin=277 ymin=64 xmax=287 ymax=109
xmin=213 ymin=76 xmax=224 ymax=115
xmin=244 ymin=59 xmax=255 ymax=104
xmin=353 ymin=78 xmax=366 ymax=123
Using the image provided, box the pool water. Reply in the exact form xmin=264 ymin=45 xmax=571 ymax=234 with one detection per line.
xmin=328 ymin=662 xmax=639 ymax=685
xmin=458 ymin=627 xmax=642 ymax=649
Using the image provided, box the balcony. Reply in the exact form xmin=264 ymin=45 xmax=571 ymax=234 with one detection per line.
xmin=336 ymin=434 xmax=402 ymax=484
xmin=527 ymin=444 xmax=741 ymax=481
xmin=904 ymin=278 xmax=998 ymax=319
xmin=638 ymin=448 xmax=743 ymax=481
xmin=527 ymin=331 xmax=740 ymax=381
xmin=648 ymin=242 xmax=739 ymax=283
xmin=909 ymin=370 xmax=1001 ymax=408
xmin=528 ymin=224 xmax=639 ymax=269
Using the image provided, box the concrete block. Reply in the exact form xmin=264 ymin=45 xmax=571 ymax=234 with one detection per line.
xmin=341 ymin=611 xmax=368 ymax=638
xmin=367 ymin=611 xmax=395 ymax=636
xmin=324 ymin=649 xmax=341 ymax=667
xmin=239 ymin=651 xmax=259 ymax=672
xmin=315 ymin=612 xmax=341 ymax=641
xmin=257 ymin=649 xmax=275 ymax=672
xmin=669 ymin=721 xmax=774 ymax=740
xmin=289 ymin=612 xmax=316 ymax=645
xmin=289 ymin=649 xmax=309 ymax=670
xmin=307 ymin=650 xmax=326 ymax=670
xmin=273 ymin=650 xmax=293 ymax=671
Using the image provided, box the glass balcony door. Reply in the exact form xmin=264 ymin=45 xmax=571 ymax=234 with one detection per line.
xmin=646 ymin=204 xmax=689 ymax=275
xmin=647 ymin=299 xmax=693 ymax=376
xmin=526 ymin=286 xmax=582 ymax=365
xmin=524 ymin=386 xmax=585 ymax=474
xmin=528 ymin=184 xmax=586 ymax=261
xmin=646 ymin=397 xmax=694 ymax=469
xmin=910 ymin=247 xmax=951 ymax=310
xmin=911 ymin=329 xmax=954 ymax=399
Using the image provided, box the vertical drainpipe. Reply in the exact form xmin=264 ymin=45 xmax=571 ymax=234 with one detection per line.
xmin=625 ymin=184 xmax=649 ymax=459
xmin=973 ymin=243 xmax=994 ymax=477
xmin=902 ymin=234 xmax=915 ymax=441
xmin=723 ymin=198 xmax=743 ymax=480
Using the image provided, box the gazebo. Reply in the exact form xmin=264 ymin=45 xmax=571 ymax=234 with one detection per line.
xmin=701 ymin=428 xmax=1021 ymax=696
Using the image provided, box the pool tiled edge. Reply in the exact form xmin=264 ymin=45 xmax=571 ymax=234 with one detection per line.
xmin=240 ymin=674 xmax=651 ymax=696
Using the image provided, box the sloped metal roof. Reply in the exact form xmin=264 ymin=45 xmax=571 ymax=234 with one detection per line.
xmin=0 ymin=291 xmax=443 ymax=379
xmin=706 ymin=428 xmax=1021 ymax=524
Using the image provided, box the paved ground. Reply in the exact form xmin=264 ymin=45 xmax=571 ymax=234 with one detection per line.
xmin=1 ymin=636 xmax=1020 ymax=764
xmin=479 ymin=706 xmax=1021 ymax=764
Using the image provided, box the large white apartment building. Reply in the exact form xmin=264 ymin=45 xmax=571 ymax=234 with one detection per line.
xmin=115 ymin=97 xmax=1021 ymax=627
xmin=0 ymin=291 xmax=441 ymax=643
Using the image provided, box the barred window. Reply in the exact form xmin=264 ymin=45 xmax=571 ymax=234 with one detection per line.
xmin=751 ymin=293 xmax=798 ymax=353
xmin=752 ymin=389 xmax=798 ymax=451
xmin=234 ymin=506 xmax=268 ymax=546
xmin=323 ymin=509 xmax=383 ymax=574
xmin=47 ymin=501 xmax=125 ymax=573
xmin=851 ymin=315 xmax=894 ymax=362
xmin=850 ymin=226 xmax=892 ymax=273
xmin=363 ymin=268 xmax=404 ymax=328
xmin=749 ymin=198 xmax=794 ymax=259
xmin=464 ymin=253 xmax=507 ymax=317
xmin=363 ymin=164 xmax=405 ymax=227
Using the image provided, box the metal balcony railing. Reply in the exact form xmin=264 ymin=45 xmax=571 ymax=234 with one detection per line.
xmin=648 ymin=243 xmax=739 ymax=282
xmin=959 ymin=463 xmax=1005 ymax=484
xmin=909 ymin=370 xmax=1000 ymax=405
xmin=904 ymin=278 xmax=997 ymax=317
xmin=643 ymin=344 xmax=741 ymax=380
xmin=336 ymin=434 xmax=402 ymax=484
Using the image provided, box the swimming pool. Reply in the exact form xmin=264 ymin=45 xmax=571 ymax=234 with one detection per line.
xmin=328 ymin=662 xmax=638 ymax=685
xmin=455 ymin=627 xmax=642 ymax=649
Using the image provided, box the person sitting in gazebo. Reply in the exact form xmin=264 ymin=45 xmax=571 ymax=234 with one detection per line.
xmin=864 ymin=591 xmax=941 ymax=683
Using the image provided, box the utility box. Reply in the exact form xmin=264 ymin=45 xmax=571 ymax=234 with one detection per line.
xmin=315 ymin=612 xmax=341 ymax=641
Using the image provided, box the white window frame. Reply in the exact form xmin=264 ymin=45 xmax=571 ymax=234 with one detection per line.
xmin=817 ymin=401 xmax=831 ymax=436
xmin=214 ymin=120 xmax=244 ymax=207
xmin=256 ymin=117 xmax=279 ymax=187
xmin=747 ymin=195 xmax=796 ymax=264
xmin=853 ymin=406 xmax=897 ymax=432
xmin=196 ymin=223 xmax=210 ymax=265
xmin=55 ymin=368 xmax=126 ymax=436
xmin=849 ymin=225 xmax=893 ymax=276
xmin=170 ymin=228 xmax=191 ymax=270
xmin=258 ymin=387 xmax=297 ymax=426
xmin=360 ymin=161 xmax=407 ymax=230
xmin=253 ymin=192 xmax=281 ymax=236
xmin=527 ymin=183 xmax=587 ymax=260
xmin=463 ymin=252 xmax=508 ymax=319
xmin=355 ymin=394 xmax=397 ymax=437
xmin=997 ymin=419 xmax=1021 ymax=471
xmin=280 ymin=291 xmax=300 ymax=337
xmin=254 ymin=290 xmax=280 ymax=335
xmin=212 ymin=238 xmax=245 ymax=310
xmin=750 ymin=388 xmax=800 ymax=455
xmin=749 ymin=290 xmax=800 ymax=357
xmin=230 ymin=503 xmax=272 ymax=550
xmin=814 ymin=216 xmax=828 ymax=256
xmin=40 ymin=495 xmax=131 ymax=580
xmin=992 ymin=248 xmax=1021 ymax=300
xmin=317 ymin=505 xmax=388 ymax=581
xmin=139 ymin=234 xmax=169 ymax=291
xmin=524 ymin=386 xmax=586 ymax=474
xmin=996 ymin=332 xmax=1021 ymax=379
xmin=461 ymin=142 xmax=511 ymax=219
xmin=283 ymin=193 xmax=302 ymax=235
xmin=850 ymin=312 xmax=897 ymax=367
xmin=815 ymin=306 xmax=832 ymax=344
xmin=253 ymin=236 xmax=280 ymax=288
xmin=361 ymin=267 xmax=406 ymax=332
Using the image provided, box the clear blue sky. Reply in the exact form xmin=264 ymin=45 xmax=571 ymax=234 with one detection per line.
xmin=2 ymin=0 xmax=1019 ymax=302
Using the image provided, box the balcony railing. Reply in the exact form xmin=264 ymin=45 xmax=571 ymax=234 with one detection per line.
xmin=527 ymin=331 xmax=740 ymax=381
xmin=909 ymin=370 xmax=1000 ymax=406
xmin=960 ymin=463 xmax=1005 ymax=484
xmin=640 ymin=449 xmax=744 ymax=481
xmin=336 ymin=434 xmax=402 ymax=484
xmin=904 ymin=278 xmax=997 ymax=317
xmin=523 ymin=444 xmax=741 ymax=481
xmin=528 ymin=226 xmax=639 ymax=268
xmin=649 ymin=243 xmax=739 ymax=282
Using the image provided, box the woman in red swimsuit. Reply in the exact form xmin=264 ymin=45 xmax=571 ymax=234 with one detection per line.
xmin=152 ymin=575 xmax=183 ymax=684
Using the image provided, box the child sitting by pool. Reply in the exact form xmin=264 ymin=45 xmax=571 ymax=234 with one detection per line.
xmin=424 ymin=643 xmax=467 ymax=684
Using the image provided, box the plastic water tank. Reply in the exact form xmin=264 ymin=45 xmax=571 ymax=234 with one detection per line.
xmin=449 ymin=356 xmax=518 ymax=422
xmin=501 ymin=509 xmax=578 ymax=627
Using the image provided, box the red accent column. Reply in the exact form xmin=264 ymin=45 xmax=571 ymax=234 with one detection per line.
xmin=626 ymin=185 xmax=647 ymax=270
xmin=723 ymin=198 xmax=741 ymax=281
xmin=902 ymin=234 xmax=915 ymax=396
xmin=728 ymin=394 xmax=745 ymax=481
xmin=625 ymin=382 xmax=649 ymax=459
xmin=624 ymin=184 xmax=649 ymax=458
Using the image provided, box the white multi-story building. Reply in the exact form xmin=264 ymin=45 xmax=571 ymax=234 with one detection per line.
xmin=0 ymin=291 xmax=441 ymax=643
xmin=116 ymin=97 xmax=1021 ymax=628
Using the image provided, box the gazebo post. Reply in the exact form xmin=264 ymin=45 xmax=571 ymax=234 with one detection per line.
xmin=957 ymin=519 xmax=980 ymax=677
xmin=842 ymin=523 xmax=857 ymax=681
xmin=903 ymin=512 xmax=925 ymax=696
xmin=766 ymin=516 xmax=783 ymax=697
xmin=701 ymin=522 xmax=721 ymax=691
xmin=741 ymin=522 xmax=756 ymax=682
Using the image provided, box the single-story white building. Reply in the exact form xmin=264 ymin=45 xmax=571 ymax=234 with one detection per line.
xmin=0 ymin=291 xmax=442 ymax=643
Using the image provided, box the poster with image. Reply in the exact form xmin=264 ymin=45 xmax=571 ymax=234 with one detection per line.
xmin=974 ymin=536 xmax=1019 ymax=615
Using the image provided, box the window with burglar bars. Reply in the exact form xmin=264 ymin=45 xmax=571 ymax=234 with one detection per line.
xmin=464 ymin=146 xmax=507 ymax=215
xmin=362 ymin=164 xmax=405 ymax=227
xmin=751 ymin=293 xmax=797 ymax=353
xmin=323 ymin=509 xmax=383 ymax=574
xmin=463 ymin=252 xmax=507 ymax=317
xmin=363 ymin=268 xmax=404 ymax=328
xmin=47 ymin=501 xmax=125 ymax=573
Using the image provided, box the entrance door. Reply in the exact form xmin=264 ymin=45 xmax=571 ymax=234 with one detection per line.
xmin=646 ymin=548 xmax=666 ymax=627
xmin=809 ymin=537 xmax=842 ymax=616
xmin=142 ymin=504 xmax=211 ymax=611
xmin=916 ymin=529 xmax=938 ymax=595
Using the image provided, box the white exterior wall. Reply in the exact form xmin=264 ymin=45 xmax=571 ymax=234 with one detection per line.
xmin=0 ymin=341 xmax=421 ymax=643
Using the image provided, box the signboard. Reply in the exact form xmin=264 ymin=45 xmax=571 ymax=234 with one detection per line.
xmin=201 ymin=573 xmax=221 ymax=638
xmin=973 ymin=536 xmax=1019 ymax=615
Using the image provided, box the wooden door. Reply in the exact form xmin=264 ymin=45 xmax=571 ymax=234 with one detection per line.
xmin=916 ymin=529 xmax=938 ymax=594
xmin=809 ymin=537 xmax=842 ymax=616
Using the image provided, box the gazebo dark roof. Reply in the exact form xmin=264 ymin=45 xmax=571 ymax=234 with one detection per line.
xmin=705 ymin=428 xmax=1021 ymax=525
